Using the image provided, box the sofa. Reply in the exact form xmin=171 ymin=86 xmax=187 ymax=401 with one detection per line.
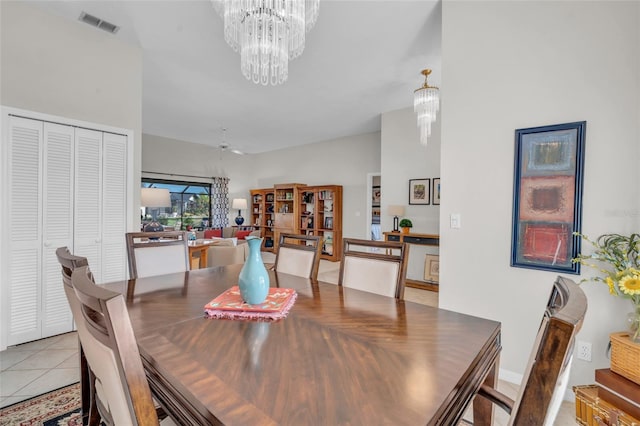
xmin=195 ymin=227 xmax=260 ymax=241
xmin=199 ymin=238 xmax=249 ymax=268
xmin=192 ymin=227 xmax=258 ymax=267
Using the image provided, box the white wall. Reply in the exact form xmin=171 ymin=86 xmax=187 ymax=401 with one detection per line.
xmin=0 ymin=2 xmax=143 ymax=349
xmin=142 ymin=132 xmax=381 ymax=237
xmin=381 ymin=107 xmax=441 ymax=280
xmin=0 ymin=0 xmax=143 ymax=224
xmin=441 ymin=0 xmax=639 ymax=392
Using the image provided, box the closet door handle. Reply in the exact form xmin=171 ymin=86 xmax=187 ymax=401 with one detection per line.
xmin=44 ymin=241 xmax=51 ymax=247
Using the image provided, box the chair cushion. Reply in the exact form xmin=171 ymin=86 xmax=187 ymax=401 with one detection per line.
xmin=133 ymin=245 xmax=188 ymax=278
xmin=77 ymin=322 xmax=134 ymax=425
xmin=276 ymin=247 xmax=315 ymax=278
xmin=543 ymin=355 xmax=574 ymax=425
xmin=342 ymin=257 xmax=400 ymax=298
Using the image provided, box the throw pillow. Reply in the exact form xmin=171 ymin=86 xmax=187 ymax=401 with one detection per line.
xmin=204 ymin=229 xmax=222 ymax=239
xmin=236 ymin=230 xmax=252 ymax=240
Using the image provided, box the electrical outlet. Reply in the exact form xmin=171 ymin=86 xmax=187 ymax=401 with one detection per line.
xmin=577 ymin=341 xmax=592 ymax=362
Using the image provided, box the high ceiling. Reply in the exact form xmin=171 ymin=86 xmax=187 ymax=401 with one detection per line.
xmin=30 ymin=0 xmax=441 ymax=154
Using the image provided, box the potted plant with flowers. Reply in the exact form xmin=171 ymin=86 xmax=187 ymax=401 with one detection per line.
xmin=573 ymin=232 xmax=640 ymax=343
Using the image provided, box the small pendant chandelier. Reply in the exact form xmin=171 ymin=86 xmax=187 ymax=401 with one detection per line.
xmin=215 ymin=0 xmax=320 ymax=86
xmin=413 ymin=69 xmax=440 ymax=146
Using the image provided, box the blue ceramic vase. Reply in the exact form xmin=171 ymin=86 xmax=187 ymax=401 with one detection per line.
xmin=238 ymin=236 xmax=270 ymax=305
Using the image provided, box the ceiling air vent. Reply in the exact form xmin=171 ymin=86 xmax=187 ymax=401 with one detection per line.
xmin=78 ymin=12 xmax=120 ymax=34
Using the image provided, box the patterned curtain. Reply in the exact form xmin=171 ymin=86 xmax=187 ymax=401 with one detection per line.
xmin=211 ymin=177 xmax=229 ymax=228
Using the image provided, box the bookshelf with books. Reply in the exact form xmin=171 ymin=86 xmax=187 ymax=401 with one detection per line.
xmin=274 ymin=183 xmax=305 ymax=251
xmin=263 ymin=190 xmax=275 ymax=250
xmin=299 ymin=185 xmax=343 ymax=261
xmin=250 ymin=188 xmax=276 ymax=251
xmin=250 ymin=189 xmax=263 ymax=228
xmin=250 ymin=183 xmax=342 ymax=260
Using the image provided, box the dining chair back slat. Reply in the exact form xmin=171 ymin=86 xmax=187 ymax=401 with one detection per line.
xmin=55 ymin=247 xmax=99 ymax=425
xmin=126 ymin=231 xmax=189 ymax=279
xmin=338 ymin=238 xmax=409 ymax=299
xmin=466 ymin=276 xmax=587 ymax=425
xmin=274 ymin=233 xmax=322 ymax=281
xmin=70 ymin=265 xmax=161 ymax=426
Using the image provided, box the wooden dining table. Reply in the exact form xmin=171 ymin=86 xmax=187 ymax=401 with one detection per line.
xmin=101 ymin=265 xmax=501 ymax=425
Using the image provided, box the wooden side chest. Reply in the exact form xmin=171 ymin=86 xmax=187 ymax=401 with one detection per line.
xmin=574 ymin=385 xmax=640 ymax=425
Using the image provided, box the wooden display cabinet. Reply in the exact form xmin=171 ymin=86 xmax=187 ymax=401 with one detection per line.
xmin=274 ymin=183 xmax=305 ymax=250
xmin=250 ymin=188 xmax=276 ymax=252
xmin=250 ymin=183 xmax=342 ymax=260
xmin=299 ymin=185 xmax=343 ymax=261
xmin=250 ymin=189 xmax=263 ymax=228
xmin=263 ymin=189 xmax=275 ymax=251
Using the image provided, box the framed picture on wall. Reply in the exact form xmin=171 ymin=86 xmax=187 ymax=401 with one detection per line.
xmin=409 ymin=178 xmax=430 ymax=205
xmin=372 ymin=186 xmax=381 ymax=206
xmin=424 ymin=254 xmax=439 ymax=283
xmin=510 ymin=121 xmax=586 ymax=274
xmin=432 ymin=178 xmax=440 ymax=205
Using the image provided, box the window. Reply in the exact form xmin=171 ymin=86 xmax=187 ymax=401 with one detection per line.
xmin=141 ymin=178 xmax=226 ymax=230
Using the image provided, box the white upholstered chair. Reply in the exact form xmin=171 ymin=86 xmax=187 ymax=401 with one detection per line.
xmin=338 ymin=238 xmax=409 ymax=299
xmin=274 ymin=233 xmax=322 ymax=281
xmin=68 ymin=265 xmax=175 ymax=425
xmin=206 ymin=239 xmax=250 ymax=268
xmin=126 ymin=231 xmax=189 ymax=279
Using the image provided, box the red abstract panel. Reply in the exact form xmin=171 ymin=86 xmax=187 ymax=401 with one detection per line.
xmin=522 ymin=222 xmax=570 ymax=264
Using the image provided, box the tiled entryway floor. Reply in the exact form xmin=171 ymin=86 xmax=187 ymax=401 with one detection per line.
xmin=0 ymin=331 xmax=79 ymax=408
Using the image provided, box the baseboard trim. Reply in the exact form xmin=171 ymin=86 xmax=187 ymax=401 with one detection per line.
xmin=499 ymin=368 xmax=523 ymax=385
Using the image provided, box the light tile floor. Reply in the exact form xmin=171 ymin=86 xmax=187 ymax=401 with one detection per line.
xmin=0 ymin=331 xmax=79 ymax=408
xmin=0 ymin=256 xmax=576 ymax=424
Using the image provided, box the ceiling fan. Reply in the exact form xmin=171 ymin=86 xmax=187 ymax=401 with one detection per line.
xmin=218 ymin=128 xmax=245 ymax=155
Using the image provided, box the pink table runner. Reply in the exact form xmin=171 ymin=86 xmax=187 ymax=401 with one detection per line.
xmin=204 ymin=286 xmax=297 ymax=321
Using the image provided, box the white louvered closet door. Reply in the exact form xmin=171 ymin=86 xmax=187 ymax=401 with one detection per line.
xmin=73 ymin=128 xmax=103 ymax=282
xmin=2 ymin=108 xmax=131 ymax=349
xmin=41 ymin=122 xmax=75 ymax=338
xmin=7 ymin=116 xmax=43 ymax=345
xmin=101 ymin=132 xmax=127 ymax=283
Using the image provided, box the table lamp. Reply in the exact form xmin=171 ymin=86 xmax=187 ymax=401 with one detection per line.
xmin=388 ymin=205 xmax=405 ymax=232
xmin=141 ymin=188 xmax=171 ymax=232
xmin=232 ymin=198 xmax=248 ymax=225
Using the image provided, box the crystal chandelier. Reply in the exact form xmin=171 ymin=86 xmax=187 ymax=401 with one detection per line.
xmin=413 ymin=69 xmax=440 ymax=146
xmin=215 ymin=0 xmax=320 ymax=86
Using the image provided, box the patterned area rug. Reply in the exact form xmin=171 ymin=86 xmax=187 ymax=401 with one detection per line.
xmin=0 ymin=383 xmax=81 ymax=426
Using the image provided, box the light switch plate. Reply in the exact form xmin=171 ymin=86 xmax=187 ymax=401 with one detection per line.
xmin=450 ymin=213 xmax=461 ymax=229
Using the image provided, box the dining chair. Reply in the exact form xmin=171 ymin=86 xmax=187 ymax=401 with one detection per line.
xmin=462 ymin=276 xmax=587 ymax=426
xmin=55 ymin=247 xmax=98 ymax=426
xmin=69 ymin=265 xmax=175 ymax=425
xmin=274 ymin=233 xmax=322 ymax=281
xmin=125 ymin=231 xmax=189 ymax=279
xmin=338 ymin=238 xmax=409 ymax=299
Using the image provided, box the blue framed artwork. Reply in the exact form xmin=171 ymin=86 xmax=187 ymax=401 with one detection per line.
xmin=510 ymin=121 xmax=586 ymax=274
